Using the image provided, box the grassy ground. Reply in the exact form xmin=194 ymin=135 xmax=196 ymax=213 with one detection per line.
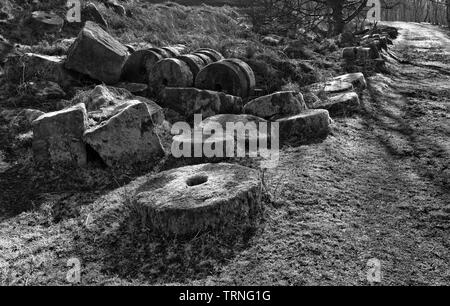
xmin=0 ymin=3 xmax=448 ymax=285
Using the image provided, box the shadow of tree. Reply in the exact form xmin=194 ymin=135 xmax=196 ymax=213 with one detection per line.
xmin=360 ymin=76 xmax=449 ymax=195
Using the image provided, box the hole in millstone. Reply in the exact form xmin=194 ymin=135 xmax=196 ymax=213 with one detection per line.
xmin=186 ymin=175 xmax=208 ymax=187
xmin=162 ymin=79 xmax=169 ymax=86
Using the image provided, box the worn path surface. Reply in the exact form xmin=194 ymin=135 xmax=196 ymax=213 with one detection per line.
xmin=215 ymin=22 xmax=450 ymax=285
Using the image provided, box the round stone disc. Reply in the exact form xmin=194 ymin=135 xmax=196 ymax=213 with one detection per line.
xmin=195 ymin=60 xmax=249 ymax=97
xmin=148 ymin=58 xmax=194 ymax=97
xmin=223 ymin=58 xmax=256 ymax=97
xmin=177 ymin=54 xmax=206 ymax=78
xmin=121 ymin=49 xmax=162 ymax=83
xmin=194 ymin=48 xmax=224 ymax=62
xmin=192 ymin=52 xmax=215 ymax=66
xmin=133 ymin=163 xmax=262 ymax=236
xmin=147 ymin=47 xmax=171 ymax=58
xmin=161 ymin=46 xmax=181 ymax=58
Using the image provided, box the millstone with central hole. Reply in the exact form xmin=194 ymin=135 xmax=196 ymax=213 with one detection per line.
xmin=121 ymin=49 xmax=163 ymax=83
xmin=177 ymin=54 xmax=206 ymax=79
xmin=133 ymin=163 xmax=262 ymax=237
xmin=148 ymin=58 xmax=193 ymax=97
xmin=195 ymin=59 xmax=255 ymax=98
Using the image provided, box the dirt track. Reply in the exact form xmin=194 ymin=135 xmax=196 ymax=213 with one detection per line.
xmin=0 ymin=22 xmax=449 ymax=285
xmin=216 ymin=22 xmax=450 ymax=285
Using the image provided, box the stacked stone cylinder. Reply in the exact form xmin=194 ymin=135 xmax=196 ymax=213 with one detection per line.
xmin=147 ymin=48 xmax=230 ymax=98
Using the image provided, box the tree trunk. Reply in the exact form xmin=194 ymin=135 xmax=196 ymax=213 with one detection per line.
xmin=328 ymin=0 xmax=345 ymax=35
xmin=447 ymin=0 xmax=450 ymax=27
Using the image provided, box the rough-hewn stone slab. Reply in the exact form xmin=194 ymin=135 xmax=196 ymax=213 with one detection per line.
xmin=332 ymin=73 xmax=367 ymax=90
xmin=83 ymin=101 xmax=164 ymax=167
xmin=276 ymin=109 xmax=331 ymax=144
xmin=32 ymin=103 xmax=88 ymax=166
xmin=310 ymin=92 xmax=360 ymax=116
xmin=65 ymin=21 xmax=129 ymax=84
xmin=307 ymin=80 xmax=354 ymax=96
xmin=243 ymin=91 xmax=307 ymax=120
xmin=161 ymin=87 xmax=243 ymax=120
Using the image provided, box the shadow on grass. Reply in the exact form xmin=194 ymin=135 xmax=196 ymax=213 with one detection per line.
xmin=360 ymin=76 xmax=449 ymax=195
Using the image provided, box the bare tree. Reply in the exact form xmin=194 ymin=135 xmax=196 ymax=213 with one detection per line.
xmin=447 ymin=0 xmax=450 ymax=26
xmin=244 ymin=0 xmax=370 ymax=36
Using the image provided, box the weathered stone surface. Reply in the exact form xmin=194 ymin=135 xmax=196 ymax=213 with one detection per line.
xmin=333 ymin=73 xmax=367 ymax=90
xmin=4 ymin=53 xmax=79 ymax=88
xmin=133 ymin=96 xmax=165 ymax=125
xmin=75 ymin=85 xmax=163 ymax=124
xmin=303 ymin=92 xmax=322 ymax=108
xmin=65 ymin=21 xmax=129 ymax=84
xmin=307 ymin=80 xmax=354 ymax=96
xmin=28 ymin=11 xmax=64 ymax=33
xmin=199 ymin=114 xmax=268 ymax=131
xmin=84 ymin=101 xmax=164 ymax=167
xmin=171 ymin=133 xmax=234 ymax=159
xmin=148 ymin=47 xmax=172 ymax=58
xmin=75 ymin=84 xmax=133 ymax=112
xmin=310 ymin=92 xmax=360 ymax=116
xmin=192 ymin=52 xmax=214 ymax=65
xmin=177 ymin=54 xmax=206 ymax=79
xmin=243 ymin=91 xmax=307 ymax=120
xmin=276 ymin=109 xmax=331 ymax=144
xmin=132 ymin=163 xmax=262 ymax=236
xmin=342 ymin=47 xmax=356 ymax=61
xmin=121 ymin=49 xmax=163 ymax=83
xmin=161 ymin=46 xmax=181 ymax=57
xmin=194 ymin=48 xmax=224 ymax=62
xmin=148 ymin=58 xmax=194 ymax=97
xmin=32 ymin=103 xmax=88 ymax=166
xmin=114 ymin=82 xmax=148 ymax=96
xmin=198 ymin=114 xmax=271 ymax=150
xmin=224 ymin=59 xmax=256 ymax=98
xmin=82 ymin=3 xmax=108 ymax=29
xmin=195 ymin=60 xmax=254 ymax=98
xmin=355 ymin=47 xmax=370 ymax=62
xmin=161 ymin=87 xmax=243 ymax=120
